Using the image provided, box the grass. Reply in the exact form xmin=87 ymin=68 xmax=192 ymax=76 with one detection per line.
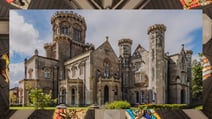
xmin=10 ymin=106 xmax=89 ymax=110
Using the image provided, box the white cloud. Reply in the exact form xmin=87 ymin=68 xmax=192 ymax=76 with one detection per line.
xmin=10 ymin=11 xmax=45 ymax=57
xmin=9 ymin=62 xmax=24 ymax=88
xmin=9 ymin=11 xmax=48 ymax=88
xmin=78 ymin=10 xmax=202 ymax=55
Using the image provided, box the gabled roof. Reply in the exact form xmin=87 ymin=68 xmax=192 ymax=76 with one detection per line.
xmin=94 ymin=38 xmax=118 ymax=58
xmin=131 ymin=44 xmax=147 ymax=59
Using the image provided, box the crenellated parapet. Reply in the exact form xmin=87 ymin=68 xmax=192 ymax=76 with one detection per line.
xmin=51 ymin=11 xmax=86 ymax=26
xmin=118 ymin=38 xmax=132 ymax=46
xmin=147 ymin=24 xmax=166 ymax=34
xmin=51 ymin=11 xmax=87 ymax=45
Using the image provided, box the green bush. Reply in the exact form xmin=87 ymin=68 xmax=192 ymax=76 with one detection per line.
xmin=139 ymin=104 xmax=188 ymax=110
xmin=105 ymin=101 xmax=131 ymax=109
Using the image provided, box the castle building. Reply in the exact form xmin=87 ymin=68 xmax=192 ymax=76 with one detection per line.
xmin=18 ymin=11 xmax=192 ymax=106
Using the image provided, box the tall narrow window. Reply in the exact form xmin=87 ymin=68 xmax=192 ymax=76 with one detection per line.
xmin=62 ymin=88 xmax=66 ymax=104
xmin=152 ymin=49 xmax=154 ymax=61
xmin=152 ymin=68 xmax=154 ymax=80
xmin=103 ymin=59 xmax=110 ymax=78
xmin=43 ymin=67 xmax=50 ymax=79
xmin=61 ymin=26 xmax=70 ymax=35
xmin=153 ymin=92 xmax=156 ymax=102
xmin=73 ymin=28 xmax=81 ymax=41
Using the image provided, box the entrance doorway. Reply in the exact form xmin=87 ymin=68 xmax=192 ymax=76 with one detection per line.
xmin=104 ymin=85 xmax=109 ymax=103
xmin=71 ymin=88 xmax=75 ymax=105
xmin=181 ymin=89 xmax=185 ymax=103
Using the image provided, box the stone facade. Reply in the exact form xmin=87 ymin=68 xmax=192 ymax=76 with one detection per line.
xmin=19 ymin=11 xmax=192 ymax=106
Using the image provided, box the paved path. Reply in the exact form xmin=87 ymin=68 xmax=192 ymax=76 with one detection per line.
xmin=183 ymin=109 xmax=208 ymax=119
xmin=10 ymin=110 xmax=34 ymax=119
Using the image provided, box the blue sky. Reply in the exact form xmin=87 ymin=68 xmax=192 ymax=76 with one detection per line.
xmin=9 ymin=10 xmax=202 ymax=88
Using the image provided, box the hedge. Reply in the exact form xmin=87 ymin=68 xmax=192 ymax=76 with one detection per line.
xmin=139 ymin=104 xmax=188 ymax=110
xmin=105 ymin=101 xmax=131 ymax=109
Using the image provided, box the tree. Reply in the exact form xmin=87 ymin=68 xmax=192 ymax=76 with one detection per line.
xmin=192 ymin=57 xmax=203 ymax=100
xmin=9 ymin=91 xmax=17 ymax=105
xmin=29 ymin=88 xmax=57 ymax=109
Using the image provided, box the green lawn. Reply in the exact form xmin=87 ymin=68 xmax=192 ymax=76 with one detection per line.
xmin=10 ymin=106 xmax=89 ymax=110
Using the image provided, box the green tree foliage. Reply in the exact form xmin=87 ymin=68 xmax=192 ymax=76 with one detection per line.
xmin=192 ymin=58 xmax=203 ymax=100
xmin=9 ymin=91 xmax=17 ymax=105
xmin=29 ymin=88 xmax=57 ymax=109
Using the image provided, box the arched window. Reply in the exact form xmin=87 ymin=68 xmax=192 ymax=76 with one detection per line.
xmin=73 ymin=28 xmax=81 ymax=41
xmin=60 ymin=22 xmax=70 ymax=35
xmin=59 ymin=88 xmax=66 ymax=104
xmin=71 ymin=66 xmax=77 ymax=77
xmin=42 ymin=67 xmax=50 ymax=79
xmin=28 ymin=68 xmax=33 ymax=79
xmin=103 ymin=58 xmax=110 ymax=78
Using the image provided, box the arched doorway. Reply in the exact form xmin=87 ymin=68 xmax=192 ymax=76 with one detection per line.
xmin=104 ymin=85 xmax=109 ymax=103
xmin=71 ymin=88 xmax=75 ymax=105
xmin=181 ymin=89 xmax=185 ymax=104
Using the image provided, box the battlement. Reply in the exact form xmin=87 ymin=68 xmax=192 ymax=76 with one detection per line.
xmin=118 ymin=38 xmax=132 ymax=46
xmin=147 ymin=24 xmax=166 ymax=34
xmin=51 ymin=11 xmax=86 ymax=24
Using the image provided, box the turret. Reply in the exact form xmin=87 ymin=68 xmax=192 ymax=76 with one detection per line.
xmin=148 ymin=24 xmax=166 ymax=104
xmin=51 ymin=11 xmax=86 ymax=44
xmin=118 ymin=38 xmax=132 ymax=100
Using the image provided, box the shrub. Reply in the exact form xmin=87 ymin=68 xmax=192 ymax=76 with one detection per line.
xmin=105 ymin=101 xmax=131 ymax=109
xmin=138 ymin=104 xmax=188 ymax=110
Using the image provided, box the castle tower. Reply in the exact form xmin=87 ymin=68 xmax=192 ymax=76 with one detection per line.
xmin=185 ymin=50 xmax=193 ymax=104
xmin=44 ymin=11 xmax=87 ymax=80
xmin=148 ymin=24 xmax=166 ymax=103
xmin=44 ymin=11 xmax=87 ymax=61
xmin=118 ymin=38 xmax=132 ymax=100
